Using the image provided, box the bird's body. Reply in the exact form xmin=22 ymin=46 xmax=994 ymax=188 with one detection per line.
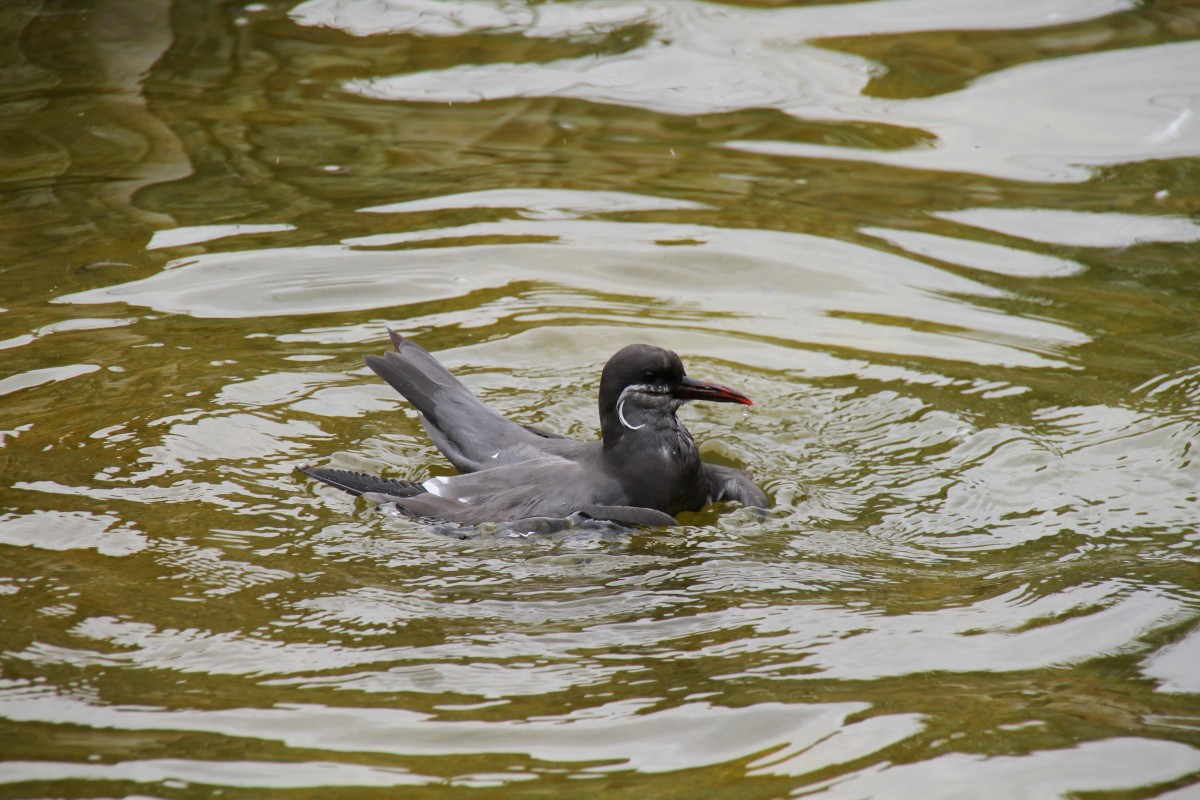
xmin=300 ymin=331 xmax=768 ymax=527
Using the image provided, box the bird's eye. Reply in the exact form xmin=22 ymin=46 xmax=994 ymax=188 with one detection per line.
xmin=642 ymin=370 xmax=656 ymax=382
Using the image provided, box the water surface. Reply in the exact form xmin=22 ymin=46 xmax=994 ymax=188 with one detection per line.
xmin=2 ymin=0 xmax=1199 ymax=797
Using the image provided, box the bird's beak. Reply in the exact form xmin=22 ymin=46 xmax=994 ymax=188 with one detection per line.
xmin=674 ymin=375 xmax=754 ymax=406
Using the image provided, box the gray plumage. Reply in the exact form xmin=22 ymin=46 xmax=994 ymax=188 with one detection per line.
xmin=300 ymin=330 xmax=769 ymax=527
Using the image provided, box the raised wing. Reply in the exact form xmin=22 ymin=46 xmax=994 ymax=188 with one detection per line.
xmin=365 ymin=331 xmax=562 ymax=472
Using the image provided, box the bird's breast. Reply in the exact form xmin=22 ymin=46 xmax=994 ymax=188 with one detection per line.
xmin=607 ymin=425 xmax=706 ymax=513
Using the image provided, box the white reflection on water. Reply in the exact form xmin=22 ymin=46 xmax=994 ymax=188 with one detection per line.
xmin=147 ymin=223 xmax=297 ymax=250
xmin=938 ymin=208 xmax=1200 ymax=248
xmin=58 ymin=216 xmax=1084 ymax=369
xmin=0 ymin=363 xmax=99 ymax=397
xmin=861 ymin=228 xmax=1084 ymax=278
xmin=293 ymin=0 xmax=1129 ymax=40
xmin=0 ymin=758 xmax=435 ymax=790
xmin=11 ymin=581 xmax=1184 ymax=686
xmin=293 ymin=0 xmax=655 ymax=39
xmin=0 ymin=684 xmax=911 ymax=777
xmin=292 ymin=0 xmax=1200 ymax=182
xmin=803 ymin=737 xmax=1200 ymax=800
xmin=362 ymin=188 xmax=712 ymax=219
xmin=1142 ymin=624 xmax=1200 ymax=695
xmin=728 ymin=41 xmax=1200 ymax=181
xmin=0 ymin=510 xmax=146 ymax=557
xmin=864 ymin=407 xmax=1200 ymax=549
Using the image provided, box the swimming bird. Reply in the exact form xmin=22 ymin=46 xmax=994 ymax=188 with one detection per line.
xmin=299 ymin=331 xmax=768 ymax=527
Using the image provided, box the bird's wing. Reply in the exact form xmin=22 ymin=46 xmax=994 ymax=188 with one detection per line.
xmin=579 ymin=505 xmax=678 ymax=527
xmin=368 ymin=491 xmax=487 ymax=523
xmin=703 ymin=463 xmax=771 ymax=509
xmin=522 ymin=423 xmax=570 ymax=440
xmin=365 ymin=331 xmax=563 ymax=472
xmin=374 ymin=458 xmax=642 ymax=525
xmin=303 ymin=459 xmax=679 ymax=529
xmin=298 ymin=465 xmax=424 ymax=497
xmin=368 ymin=496 xmax=676 ymax=530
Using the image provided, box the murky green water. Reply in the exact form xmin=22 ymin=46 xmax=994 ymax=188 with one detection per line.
xmin=2 ymin=0 xmax=1199 ymax=797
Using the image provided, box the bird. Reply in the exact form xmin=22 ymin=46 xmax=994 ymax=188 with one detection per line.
xmin=299 ymin=330 xmax=769 ymax=528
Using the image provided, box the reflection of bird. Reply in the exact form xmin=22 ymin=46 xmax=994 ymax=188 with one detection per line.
xmin=300 ymin=331 xmax=769 ymax=527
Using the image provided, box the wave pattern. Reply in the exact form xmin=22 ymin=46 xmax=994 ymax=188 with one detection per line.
xmin=1 ymin=0 xmax=1198 ymax=797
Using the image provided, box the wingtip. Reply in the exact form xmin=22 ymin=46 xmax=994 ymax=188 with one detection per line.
xmin=387 ymin=328 xmax=406 ymax=352
xmin=365 ymin=349 xmax=408 ymax=379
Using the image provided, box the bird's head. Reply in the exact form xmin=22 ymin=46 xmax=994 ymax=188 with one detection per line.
xmin=598 ymin=344 xmax=752 ymax=442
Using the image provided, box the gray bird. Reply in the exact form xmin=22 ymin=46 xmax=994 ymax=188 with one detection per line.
xmin=299 ymin=331 xmax=769 ymax=527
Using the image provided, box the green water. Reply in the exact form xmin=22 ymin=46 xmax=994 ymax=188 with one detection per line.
xmin=2 ymin=0 xmax=1199 ymax=797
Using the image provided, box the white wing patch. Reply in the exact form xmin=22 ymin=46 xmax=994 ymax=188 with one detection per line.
xmin=422 ymin=476 xmax=465 ymax=501
xmin=422 ymin=476 xmax=447 ymax=496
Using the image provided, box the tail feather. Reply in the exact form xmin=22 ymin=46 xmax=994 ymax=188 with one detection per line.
xmin=298 ymin=465 xmax=423 ymax=498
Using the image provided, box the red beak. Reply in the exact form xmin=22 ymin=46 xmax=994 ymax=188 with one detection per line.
xmin=673 ymin=375 xmax=754 ymax=406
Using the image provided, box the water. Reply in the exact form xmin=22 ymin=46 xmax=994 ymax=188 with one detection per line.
xmin=2 ymin=0 xmax=1199 ymax=796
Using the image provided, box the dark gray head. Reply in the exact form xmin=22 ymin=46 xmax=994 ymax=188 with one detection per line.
xmin=598 ymin=344 xmax=752 ymax=445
